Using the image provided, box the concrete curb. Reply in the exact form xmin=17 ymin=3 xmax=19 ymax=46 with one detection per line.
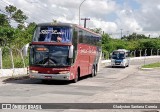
xmin=0 ymin=68 xmax=27 ymax=78
xmin=139 ymin=67 xmax=153 ymax=70
xmin=140 ymin=67 xmax=160 ymax=70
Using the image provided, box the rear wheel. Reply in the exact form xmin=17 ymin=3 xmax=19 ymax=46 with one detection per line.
xmin=90 ymin=66 xmax=95 ymax=77
xmin=94 ymin=66 xmax=97 ymax=76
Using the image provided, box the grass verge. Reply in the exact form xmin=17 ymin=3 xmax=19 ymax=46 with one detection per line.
xmin=142 ymin=62 xmax=160 ymax=68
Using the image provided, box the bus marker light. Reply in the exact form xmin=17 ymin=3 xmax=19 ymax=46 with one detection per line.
xmin=36 ymin=47 xmax=48 ymax=51
xmin=30 ymin=70 xmax=38 ymax=73
xmin=59 ymin=71 xmax=70 ymax=74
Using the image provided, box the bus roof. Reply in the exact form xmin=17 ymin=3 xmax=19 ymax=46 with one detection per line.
xmin=113 ymin=49 xmax=130 ymax=53
xmin=37 ymin=22 xmax=101 ymax=37
xmin=37 ymin=22 xmax=74 ymax=27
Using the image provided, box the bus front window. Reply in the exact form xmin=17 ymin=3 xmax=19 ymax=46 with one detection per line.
xmin=112 ymin=52 xmax=125 ymax=59
xmin=33 ymin=26 xmax=72 ymax=43
xmin=30 ymin=45 xmax=71 ymax=67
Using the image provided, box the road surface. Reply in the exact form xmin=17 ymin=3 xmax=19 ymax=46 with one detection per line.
xmin=0 ymin=57 xmax=160 ymax=112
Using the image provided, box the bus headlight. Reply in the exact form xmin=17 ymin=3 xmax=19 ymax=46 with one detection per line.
xmin=30 ymin=70 xmax=38 ymax=73
xmin=59 ymin=71 xmax=70 ymax=74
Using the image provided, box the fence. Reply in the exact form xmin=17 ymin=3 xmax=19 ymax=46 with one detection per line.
xmin=102 ymin=49 xmax=160 ymax=59
xmin=0 ymin=46 xmax=28 ymax=77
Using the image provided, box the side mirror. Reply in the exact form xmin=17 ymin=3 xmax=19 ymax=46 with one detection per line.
xmin=22 ymin=43 xmax=29 ymax=56
xmin=69 ymin=45 xmax=74 ymax=58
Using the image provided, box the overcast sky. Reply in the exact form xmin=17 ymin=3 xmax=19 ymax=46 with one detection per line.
xmin=0 ymin=0 xmax=160 ymax=38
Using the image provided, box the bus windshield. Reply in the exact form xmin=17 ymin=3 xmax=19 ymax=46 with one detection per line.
xmin=30 ymin=45 xmax=71 ymax=67
xmin=112 ymin=51 xmax=125 ymax=59
xmin=33 ymin=26 xmax=72 ymax=43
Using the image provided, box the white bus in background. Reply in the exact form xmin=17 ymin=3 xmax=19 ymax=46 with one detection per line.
xmin=111 ymin=49 xmax=130 ymax=68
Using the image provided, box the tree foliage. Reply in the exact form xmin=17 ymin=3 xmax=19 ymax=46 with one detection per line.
xmin=0 ymin=5 xmax=36 ymax=48
xmin=101 ymin=32 xmax=160 ymax=58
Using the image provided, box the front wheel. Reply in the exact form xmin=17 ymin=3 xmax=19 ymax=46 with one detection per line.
xmin=94 ymin=66 xmax=97 ymax=76
xmin=73 ymin=71 xmax=79 ymax=83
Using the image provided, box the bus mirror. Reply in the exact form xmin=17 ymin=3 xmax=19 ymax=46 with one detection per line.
xmin=22 ymin=43 xmax=29 ymax=56
xmin=69 ymin=45 xmax=74 ymax=58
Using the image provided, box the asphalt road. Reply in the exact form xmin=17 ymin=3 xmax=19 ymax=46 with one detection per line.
xmin=0 ymin=57 xmax=160 ymax=112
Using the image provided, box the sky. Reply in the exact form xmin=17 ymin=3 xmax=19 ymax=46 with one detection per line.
xmin=0 ymin=0 xmax=160 ymax=38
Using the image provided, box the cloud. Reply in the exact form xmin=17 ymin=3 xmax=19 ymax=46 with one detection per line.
xmin=2 ymin=0 xmax=160 ymax=38
xmin=135 ymin=0 xmax=160 ymax=31
xmin=88 ymin=17 xmax=117 ymax=32
xmin=116 ymin=9 xmax=142 ymax=33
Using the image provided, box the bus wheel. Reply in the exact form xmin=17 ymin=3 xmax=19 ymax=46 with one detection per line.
xmin=90 ymin=66 xmax=95 ymax=77
xmin=94 ymin=66 xmax=97 ymax=76
xmin=73 ymin=71 xmax=79 ymax=83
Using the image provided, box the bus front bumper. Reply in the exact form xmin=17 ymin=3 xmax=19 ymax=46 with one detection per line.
xmin=111 ymin=62 xmax=126 ymax=67
xmin=29 ymin=73 xmax=71 ymax=80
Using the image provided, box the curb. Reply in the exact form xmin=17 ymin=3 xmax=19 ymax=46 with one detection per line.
xmin=139 ymin=67 xmax=160 ymax=70
xmin=139 ymin=67 xmax=153 ymax=70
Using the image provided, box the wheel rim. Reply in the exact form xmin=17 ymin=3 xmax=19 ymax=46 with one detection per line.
xmin=74 ymin=71 xmax=78 ymax=82
xmin=91 ymin=67 xmax=95 ymax=77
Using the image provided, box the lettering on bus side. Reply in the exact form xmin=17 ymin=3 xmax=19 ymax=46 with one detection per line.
xmin=52 ymin=68 xmax=70 ymax=71
xmin=80 ymin=49 xmax=96 ymax=54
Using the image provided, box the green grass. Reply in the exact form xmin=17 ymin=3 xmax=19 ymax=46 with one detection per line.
xmin=2 ymin=55 xmax=29 ymax=69
xmin=142 ymin=62 xmax=160 ymax=68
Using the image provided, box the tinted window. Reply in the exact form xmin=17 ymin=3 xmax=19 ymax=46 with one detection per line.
xmin=33 ymin=26 xmax=72 ymax=43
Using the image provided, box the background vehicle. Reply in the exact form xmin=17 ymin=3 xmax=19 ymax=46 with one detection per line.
xmin=111 ymin=49 xmax=130 ymax=68
xmin=28 ymin=22 xmax=102 ymax=82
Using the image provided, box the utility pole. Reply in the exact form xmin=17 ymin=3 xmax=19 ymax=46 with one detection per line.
xmin=79 ymin=0 xmax=87 ymax=25
xmin=81 ymin=18 xmax=90 ymax=28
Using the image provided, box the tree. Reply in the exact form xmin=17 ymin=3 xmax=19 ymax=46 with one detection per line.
xmin=0 ymin=14 xmax=10 ymax=26
xmin=5 ymin=5 xmax=28 ymax=28
xmin=90 ymin=28 xmax=103 ymax=34
xmin=121 ymin=33 xmax=149 ymax=41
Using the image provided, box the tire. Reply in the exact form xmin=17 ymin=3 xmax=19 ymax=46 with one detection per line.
xmin=73 ymin=70 xmax=79 ymax=83
xmin=90 ymin=66 xmax=95 ymax=77
xmin=94 ymin=67 xmax=97 ymax=76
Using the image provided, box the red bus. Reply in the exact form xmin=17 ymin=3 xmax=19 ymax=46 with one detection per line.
xmin=28 ymin=22 xmax=102 ymax=82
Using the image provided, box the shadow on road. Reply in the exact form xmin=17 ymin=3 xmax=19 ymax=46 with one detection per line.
xmin=104 ymin=65 xmax=127 ymax=69
xmin=2 ymin=74 xmax=92 ymax=85
xmin=2 ymin=75 xmax=71 ymax=85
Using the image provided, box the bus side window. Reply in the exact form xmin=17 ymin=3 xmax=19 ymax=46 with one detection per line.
xmin=83 ymin=31 xmax=87 ymax=44
xmin=79 ymin=30 xmax=83 ymax=43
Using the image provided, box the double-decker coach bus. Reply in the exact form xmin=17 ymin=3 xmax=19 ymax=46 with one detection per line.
xmin=28 ymin=22 xmax=101 ymax=83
